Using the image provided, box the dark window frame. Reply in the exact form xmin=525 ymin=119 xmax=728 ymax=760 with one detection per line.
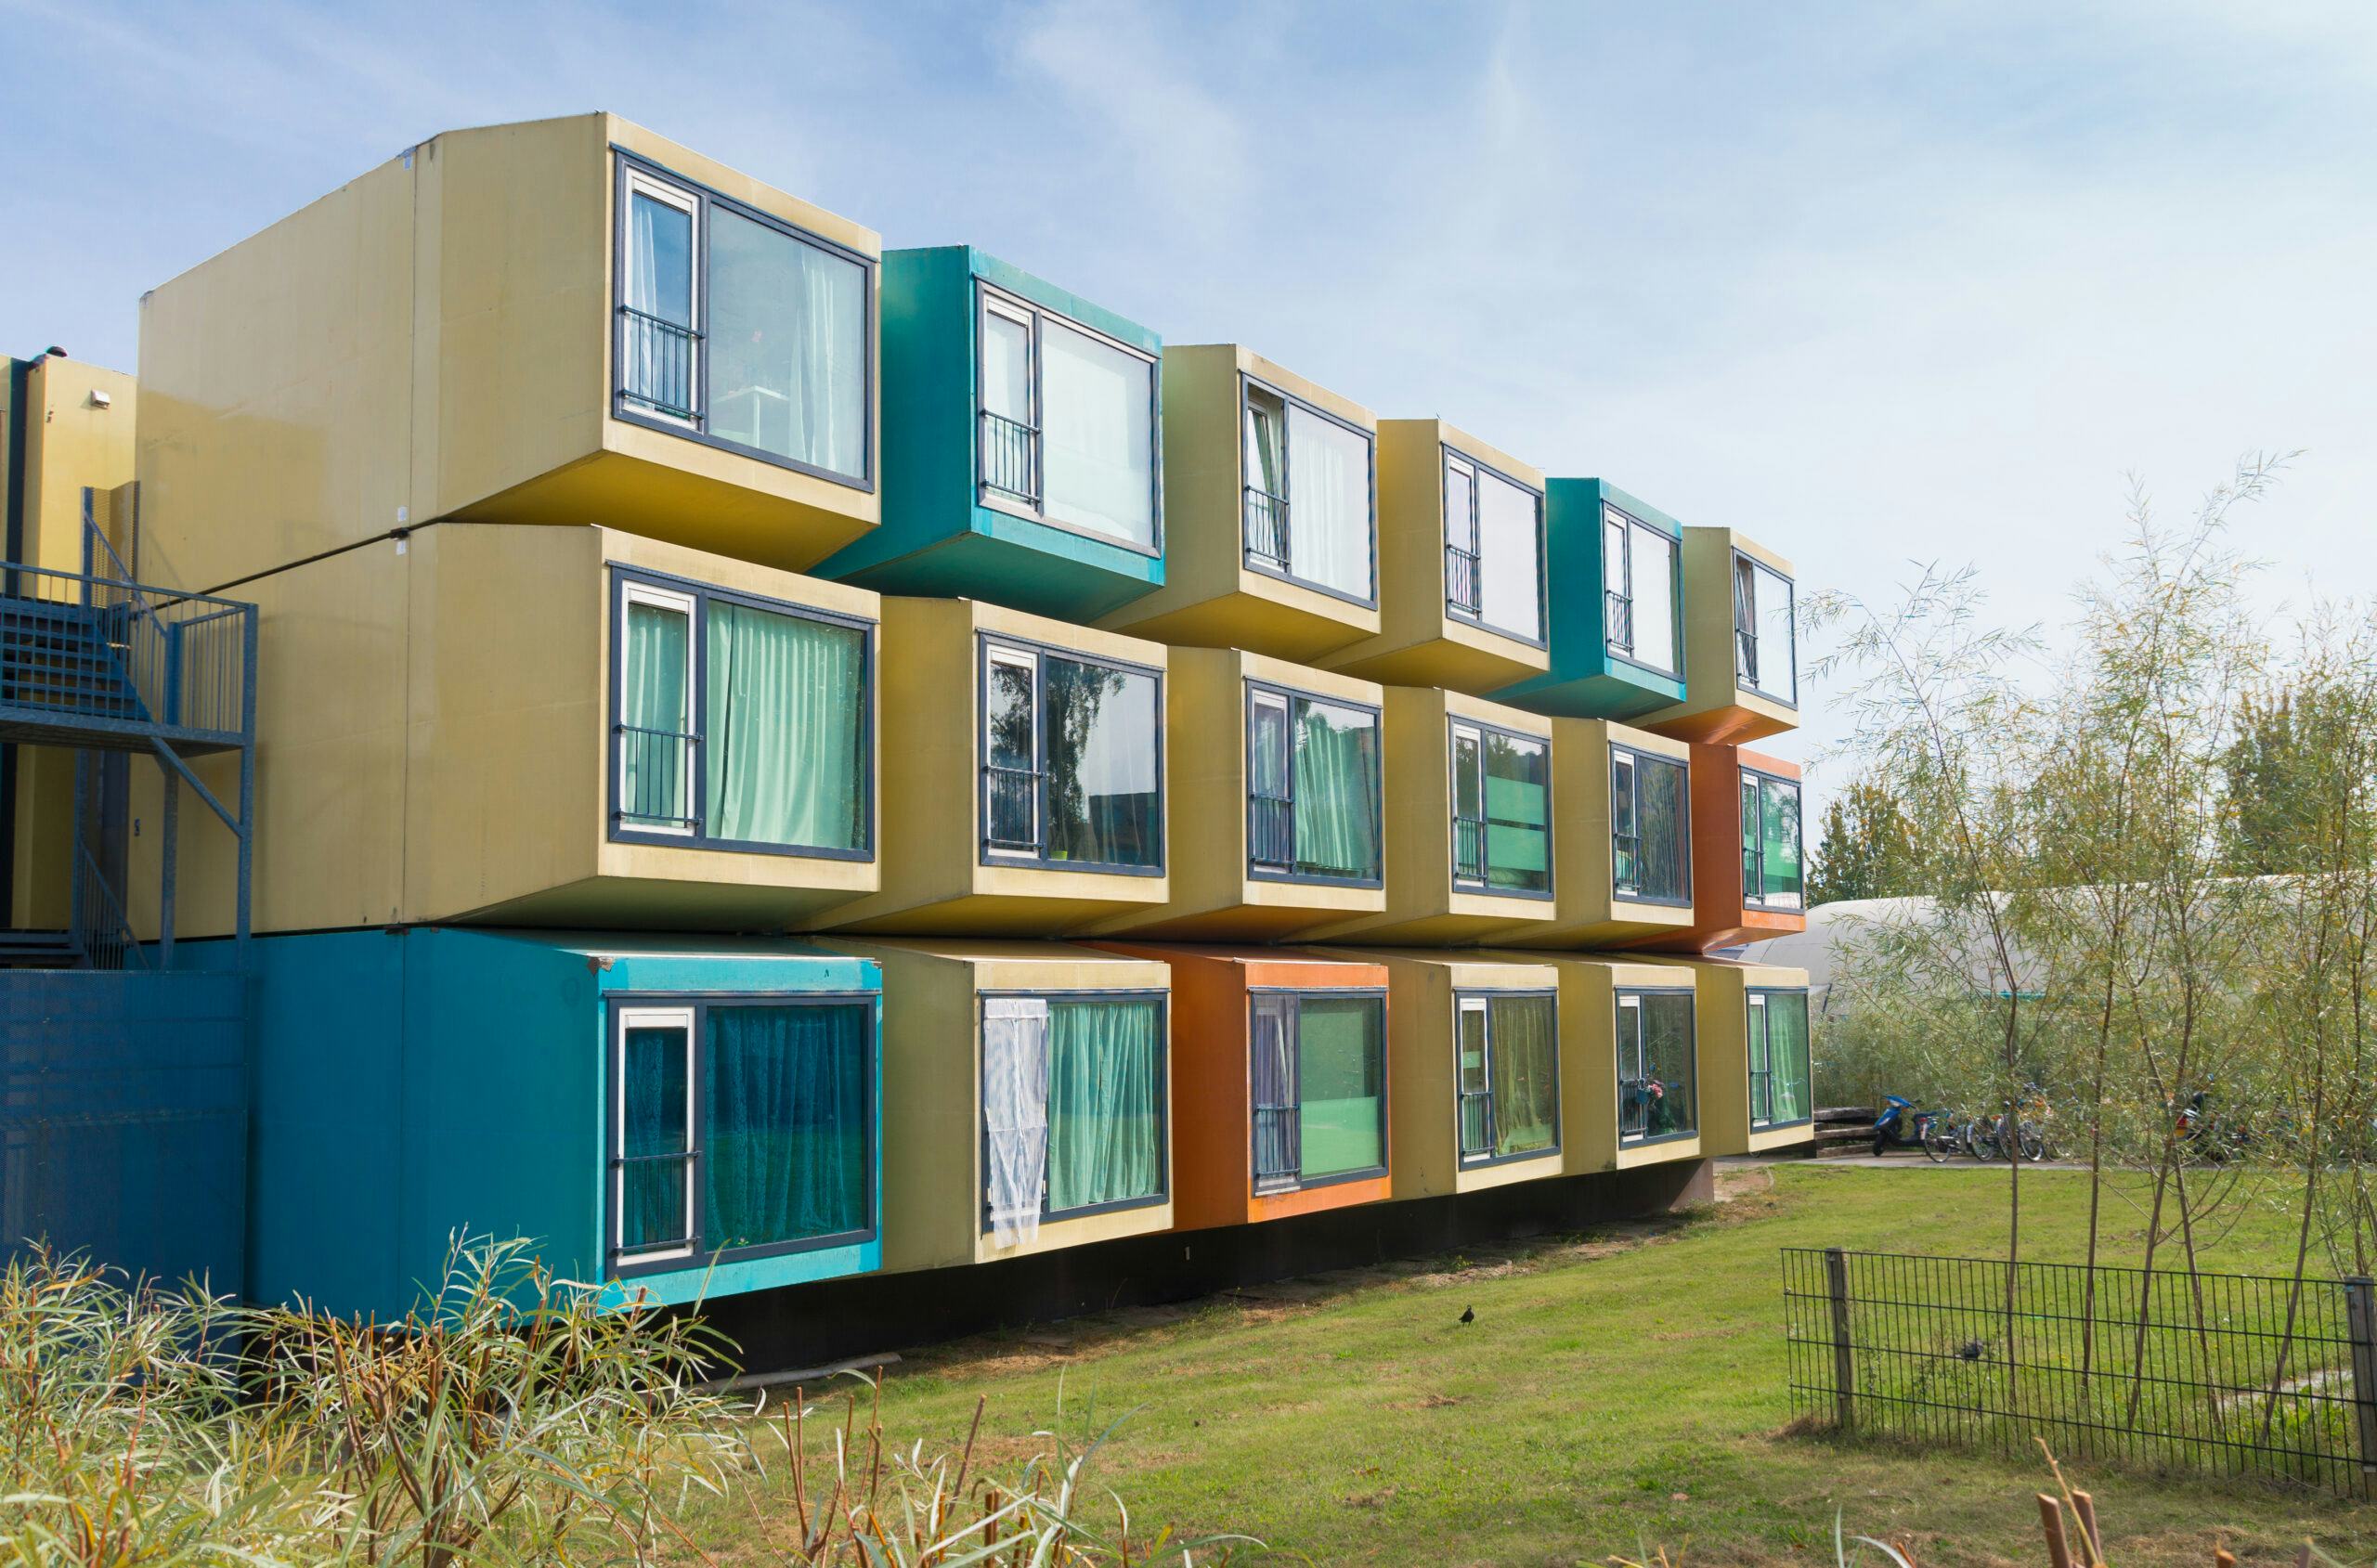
xmin=1243 ymin=679 xmax=1385 ymax=889
xmin=1247 ymin=986 xmax=1391 ymax=1195
xmin=1447 ymin=714 xmax=1556 ymax=901
xmin=976 ymin=988 xmax=1172 ymax=1229
xmin=1739 ymin=763 xmax=1806 ymax=911
xmin=608 ymin=148 xmax=878 ymax=494
xmin=1452 ymin=988 xmax=1563 ymax=1168
xmin=1236 ymin=373 xmax=1379 ymax=609
xmin=1731 ymin=548 xmax=1800 ymax=708
xmin=604 ymin=990 xmax=880 ymax=1281
xmin=1440 ymin=445 xmax=1549 ymax=650
xmin=1601 ymin=502 xmax=1683 ymax=679
xmin=1608 ymin=740 xmax=1693 ymax=909
xmin=974 ymin=632 xmax=1166 ymax=877
xmin=1747 ymin=985 xmax=1815 ymax=1132
xmin=1615 ymin=985 xmax=1698 ymax=1148
xmin=972 ymin=279 xmax=1164 ymax=561
xmin=606 ymin=565 xmax=877 ymax=861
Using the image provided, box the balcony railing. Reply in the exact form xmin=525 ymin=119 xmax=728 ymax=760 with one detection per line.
xmin=1458 ymin=1090 xmax=1495 ymax=1159
xmin=1613 ymin=831 xmax=1642 ymax=896
xmin=1452 ymin=814 xmax=1487 ymax=883
xmin=1243 ymin=486 xmax=1290 ymax=573
xmin=617 ymin=306 xmax=700 ymax=421
xmin=1605 ymin=590 xmax=1634 ymax=652
xmin=1249 ymin=792 xmax=1294 ymax=872
xmin=1253 ymin=1102 xmax=1300 ymax=1192
xmin=0 ymin=560 xmax=254 ymax=754
xmin=1445 ymin=543 xmax=1481 ymax=617
xmin=982 ymin=762 xmax=1040 ymax=852
xmin=1736 ymin=627 xmax=1760 ymax=688
xmin=980 ymin=410 xmax=1038 ymax=506
xmin=617 ymin=723 xmax=701 ymax=834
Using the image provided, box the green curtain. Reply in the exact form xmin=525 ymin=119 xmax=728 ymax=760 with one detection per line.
xmin=620 ymin=1024 xmax=689 ymax=1252
xmin=707 ymin=603 xmax=866 ymax=850
xmin=621 ymin=602 xmax=691 ymax=825
xmin=1484 ymin=734 xmax=1550 ymax=892
xmin=1292 ymin=699 xmax=1381 ymax=880
xmin=703 ymin=1004 xmax=868 ymax=1251
xmin=1760 ymin=779 xmax=1802 ymax=906
xmin=1766 ymin=992 xmax=1811 ymax=1123
xmin=1489 ymin=995 xmax=1559 ymax=1155
xmin=1295 ymin=996 xmax=1383 ymax=1177
xmin=1046 ymin=999 xmax=1163 ymax=1212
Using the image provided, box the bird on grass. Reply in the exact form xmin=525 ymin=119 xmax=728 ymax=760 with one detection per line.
xmin=1458 ymin=1305 xmax=1475 ymax=1327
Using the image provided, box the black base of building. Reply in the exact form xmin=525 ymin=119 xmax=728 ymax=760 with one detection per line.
xmin=695 ymin=1160 xmax=1715 ymax=1376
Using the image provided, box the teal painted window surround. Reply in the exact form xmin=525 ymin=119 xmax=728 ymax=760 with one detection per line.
xmin=1492 ymin=479 xmax=1689 ymax=721
xmin=812 ymin=247 xmax=1165 ymax=622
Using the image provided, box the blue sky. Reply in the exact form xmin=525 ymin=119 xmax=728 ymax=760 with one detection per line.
xmin=5 ymin=0 xmax=2371 ymax=795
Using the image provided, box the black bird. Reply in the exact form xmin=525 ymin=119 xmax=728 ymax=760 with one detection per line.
xmin=1458 ymin=1305 xmax=1475 ymax=1326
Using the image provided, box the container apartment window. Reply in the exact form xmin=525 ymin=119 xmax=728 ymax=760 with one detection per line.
xmin=614 ymin=575 xmax=871 ymax=856
xmin=609 ymin=997 xmax=874 ymax=1276
xmin=1250 ymin=991 xmax=1387 ymax=1193
xmin=1240 ymin=381 xmax=1374 ymax=601
xmin=1455 ymin=992 xmax=1560 ymax=1163
xmin=1601 ymin=505 xmax=1680 ymax=675
xmin=1449 ymin=720 xmax=1552 ymax=897
xmin=1610 ymin=745 xmax=1690 ymax=903
xmin=981 ymin=993 xmax=1166 ymax=1241
xmin=981 ymin=640 xmax=1162 ymax=872
xmin=1748 ymin=990 xmax=1812 ymax=1128
xmin=615 ymin=159 xmax=871 ymax=485
xmin=1442 ymin=451 xmax=1544 ymax=642
xmin=1616 ymin=990 xmax=1696 ymax=1145
xmin=1733 ymin=554 xmax=1798 ymax=705
xmin=976 ymin=286 xmax=1157 ymax=552
xmin=1740 ymin=768 xmax=1804 ymax=911
xmin=1246 ymin=685 xmax=1383 ymax=885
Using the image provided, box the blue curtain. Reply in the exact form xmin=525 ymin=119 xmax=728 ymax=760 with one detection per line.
xmin=703 ymin=1004 xmax=868 ymax=1250
xmin=621 ymin=1025 xmax=689 ymax=1252
xmin=1046 ymin=999 xmax=1163 ymax=1212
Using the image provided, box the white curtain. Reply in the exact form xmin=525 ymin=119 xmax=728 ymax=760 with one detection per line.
xmin=1042 ymin=320 xmax=1154 ymax=548
xmin=1287 ymin=407 xmax=1371 ymax=599
xmin=1630 ymin=523 xmax=1679 ymax=674
xmin=982 ymin=997 xmax=1051 ymax=1247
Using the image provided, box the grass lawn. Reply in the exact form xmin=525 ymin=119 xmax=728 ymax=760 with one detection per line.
xmin=681 ymin=1164 xmax=2377 ymax=1566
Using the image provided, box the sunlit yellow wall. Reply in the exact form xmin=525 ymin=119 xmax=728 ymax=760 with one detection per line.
xmin=1533 ymin=955 xmax=1707 ymax=1173
xmin=1527 ymin=719 xmax=1696 ymax=949
xmin=1634 ymin=955 xmax=1808 ymax=1156
xmin=1317 ymin=419 xmax=1549 ymax=694
xmin=823 ymin=940 xmax=1173 ymax=1273
xmin=136 ymin=112 xmax=881 ymax=600
xmin=1098 ymin=345 xmax=1380 ymax=661
xmin=1303 ymin=686 xmax=1556 ymax=945
xmin=128 ymin=525 xmax=880 ymax=938
xmin=1081 ymin=648 xmax=1384 ymax=940
xmin=815 ymin=599 xmax=1170 ymax=936
xmin=1316 ymin=948 xmax=1563 ymax=1199
xmin=1640 ymin=527 xmax=1798 ymax=745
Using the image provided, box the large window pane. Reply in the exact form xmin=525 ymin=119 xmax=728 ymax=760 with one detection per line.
xmin=1292 ymin=697 xmax=1381 ymax=881
xmin=1295 ymin=996 xmax=1384 ymax=1178
xmin=1044 ymin=657 xmax=1161 ymax=868
xmin=1484 ymin=733 xmax=1551 ymax=894
xmin=1488 ymin=995 xmax=1559 ymax=1157
xmin=1760 ymin=992 xmax=1812 ymax=1125
xmin=620 ymin=600 xmax=692 ymax=828
xmin=1633 ymin=753 xmax=1689 ymax=902
xmin=1756 ymin=776 xmax=1804 ymax=910
xmin=619 ymin=1023 xmax=690 ymax=1254
xmin=1042 ymin=321 xmax=1154 ymax=548
xmin=1286 ymin=408 xmax=1371 ymax=599
xmin=707 ymin=207 xmax=867 ymax=480
xmin=1737 ymin=558 xmax=1798 ymax=703
xmin=702 ymin=1004 xmax=867 ymax=1250
xmin=1618 ymin=993 xmax=1696 ymax=1142
xmin=1046 ymin=998 xmax=1163 ymax=1211
xmin=1630 ymin=524 xmax=1679 ymax=675
xmin=706 ymin=603 xmax=866 ymax=849
xmin=1475 ymin=470 xmax=1542 ymax=641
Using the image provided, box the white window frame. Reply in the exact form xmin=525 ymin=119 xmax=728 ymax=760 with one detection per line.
xmin=1456 ymin=994 xmax=1494 ymax=1163
xmin=617 ymin=581 xmax=700 ymax=839
xmin=1748 ymin=991 xmax=1773 ymax=1127
xmin=1611 ymin=748 xmax=1639 ymax=896
xmin=977 ymin=291 xmax=1040 ymax=512
xmin=1449 ymin=721 xmax=1486 ymax=887
xmin=983 ymin=642 xmax=1044 ymax=860
xmin=617 ymin=169 xmax=703 ymax=430
xmin=612 ymin=1004 xmax=697 ymax=1267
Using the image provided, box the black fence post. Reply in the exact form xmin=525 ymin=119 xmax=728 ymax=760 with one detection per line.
xmin=2347 ymin=1276 xmax=2377 ymax=1485
xmin=1825 ymin=1246 xmax=1854 ymax=1430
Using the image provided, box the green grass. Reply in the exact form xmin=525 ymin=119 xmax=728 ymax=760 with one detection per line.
xmin=683 ymin=1165 xmax=2377 ymax=1566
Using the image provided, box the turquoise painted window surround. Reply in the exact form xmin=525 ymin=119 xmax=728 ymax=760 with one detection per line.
xmin=1455 ymin=991 xmax=1560 ymax=1163
xmin=1617 ymin=989 xmax=1697 ymax=1144
xmin=1749 ymin=989 xmax=1812 ymax=1128
xmin=613 ymin=569 xmax=873 ymax=859
xmin=1611 ymin=744 xmax=1691 ymax=905
xmin=1246 ymin=682 xmax=1383 ymax=886
xmin=982 ymin=993 xmax=1168 ymax=1225
xmin=1734 ymin=553 xmax=1799 ymax=706
xmin=1449 ymin=719 xmax=1552 ymax=898
xmin=977 ymin=282 xmax=1159 ymax=554
xmin=1740 ymin=768 xmax=1804 ymax=911
xmin=1251 ymin=990 xmax=1387 ymax=1191
xmin=980 ymin=636 xmax=1163 ymax=874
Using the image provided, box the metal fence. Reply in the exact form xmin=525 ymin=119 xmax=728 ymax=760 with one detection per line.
xmin=1783 ymin=1247 xmax=2377 ymax=1498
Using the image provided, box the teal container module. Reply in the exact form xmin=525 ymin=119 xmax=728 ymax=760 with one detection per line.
xmin=1494 ymin=479 xmax=1690 ymax=720
xmin=223 ymin=929 xmax=881 ymax=1320
xmin=812 ymin=246 xmax=1165 ymax=620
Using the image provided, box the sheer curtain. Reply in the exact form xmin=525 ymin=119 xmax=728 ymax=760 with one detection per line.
xmin=623 ymin=190 xmax=691 ymax=408
xmin=1637 ymin=755 xmax=1688 ymax=901
xmin=702 ymin=1004 xmax=867 ymax=1250
xmin=620 ymin=601 xmax=690 ymax=825
xmin=1474 ymin=471 xmax=1541 ymax=640
xmin=1046 ymin=998 xmax=1163 ymax=1212
xmin=981 ymin=998 xmax=1051 ymax=1246
xmin=1042 ymin=322 xmax=1154 ymax=548
xmin=706 ymin=207 xmax=866 ymax=481
xmin=1294 ymin=996 xmax=1383 ymax=1177
xmin=1630 ymin=524 xmax=1679 ymax=674
xmin=1249 ymin=996 xmax=1298 ymax=1185
xmin=1286 ymin=408 xmax=1371 ymax=599
xmin=706 ymin=603 xmax=865 ymax=849
xmin=1767 ymin=993 xmax=1810 ymax=1123
xmin=1760 ymin=779 xmax=1803 ymax=909
xmin=1488 ymin=996 xmax=1559 ymax=1155
xmin=1292 ymin=699 xmax=1380 ymax=880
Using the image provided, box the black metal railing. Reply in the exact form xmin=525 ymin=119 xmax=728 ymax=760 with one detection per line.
xmin=1613 ymin=830 xmax=1642 ymax=896
xmin=1736 ymin=627 xmax=1761 ymax=688
xmin=1783 ymin=1248 xmax=2377 ymax=1499
xmin=983 ymin=764 xmax=1040 ymax=851
xmin=1458 ymin=1090 xmax=1496 ymax=1159
xmin=980 ymin=410 xmax=1038 ymax=505
xmin=1253 ymin=1103 xmax=1300 ymax=1191
xmin=1445 ymin=544 xmax=1481 ymax=616
xmin=0 ymin=556 xmax=254 ymax=748
xmin=1452 ymin=814 xmax=1487 ymax=883
xmin=1618 ymin=1076 xmax=1676 ymax=1140
xmin=617 ymin=306 xmax=700 ymax=421
xmin=616 ymin=723 xmax=700 ymax=833
xmin=1605 ymin=590 xmax=1633 ymax=651
xmin=1250 ymin=793 xmax=1294 ymax=872
xmin=1243 ymin=486 xmax=1290 ymax=572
